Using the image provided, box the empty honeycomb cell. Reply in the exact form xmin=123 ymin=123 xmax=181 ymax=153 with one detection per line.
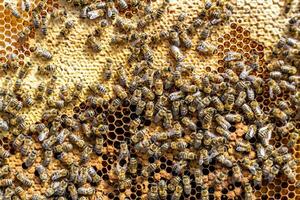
xmin=243 ymin=44 xmax=251 ymax=52
xmin=230 ymin=45 xmax=237 ymax=51
xmin=288 ymin=192 xmax=295 ymax=198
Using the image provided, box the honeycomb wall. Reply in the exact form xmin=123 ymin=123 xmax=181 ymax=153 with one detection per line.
xmin=0 ymin=0 xmax=299 ymax=200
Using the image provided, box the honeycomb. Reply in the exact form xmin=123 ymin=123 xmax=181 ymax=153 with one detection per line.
xmin=0 ymin=0 xmax=299 ymax=200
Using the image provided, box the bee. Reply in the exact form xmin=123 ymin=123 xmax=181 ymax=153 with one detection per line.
xmin=199 ymin=26 xmax=210 ymax=40
xmin=42 ymin=135 xmax=56 ymax=150
xmin=224 ymin=51 xmax=242 ymax=62
xmin=279 ymin=80 xmax=296 ymax=92
xmin=0 ymin=146 xmax=10 ymax=159
xmin=23 ymin=150 xmax=37 ymax=168
xmin=77 ymin=187 xmax=95 ymax=195
xmin=89 ymin=83 xmax=106 ymax=95
xmin=181 ymin=117 xmax=197 ymax=131
xmin=94 ymin=136 xmax=104 ymax=155
xmin=215 ymin=113 xmax=231 ymax=130
xmin=35 ymin=164 xmax=48 ymax=183
xmin=148 ymin=184 xmax=159 ymax=200
xmin=86 ymin=34 xmax=101 ymax=52
xmin=16 ymin=172 xmax=32 ymax=187
xmin=41 ymin=14 xmax=48 ymax=36
xmin=87 ymin=9 xmax=105 ymax=20
xmin=287 ymin=130 xmax=299 ymax=147
xmin=157 ymin=180 xmax=167 ymax=199
xmin=32 ymin=10 xmax=40 ymax=29
xmin=5 ymin=2 xmax=20 ymax=18
xmin=80 ymin=145 xmax=93 ymax=163
xmin=211 ymin=96 xmax=224 ymax=112
xmin=232 ymin=164 xmax=242 ymax=182
xmin=0 ymin=119 xmax=9 ymax=132
xmin=0 ymin=178 xmax=13 ymax=187
xmin=68 ymin=183 xmax=78 ymax=200
xmin=234 ymin=91 xmax=246 ymax=107
xmin=34 ymin=45 xmax=53 ymax=60
xmin=18 ymin=26 xmax=31 ymax=42
xmin=20 ymin=138 xmax=33 ymax=156
xmin=277 ymin=122 xmax=294 ymax=137
xmin=60 ymin=20 xmax=75 ymax=37
xmin=244 ymin=182 xmax=253 ymax=200
xmin=0 ymin=165 xmax=10 ymax=178
xmin=223 ymin=94 xmax=235 ymax=110
xmin=245 ymin=124 xmax=257 ymax=140
xmin=198 ymin=149 xmax=209 ymax=166
xmin=194 ymin=95 xmax=211 ymax=110
xmin=69 ymin=164 xmax=79 ymax=183
xmin=109 ymin=98 xmax=122 ymax=113
xmin=170 ymin=45 xmax=185 ymax=62
xmin=135 ymin=99 xmax=146 ymax=115
xmin=178 ymin=151 xmax=197 ymax=160
xmin=214 ymin=172 xmax=227 ymax=186
xmin=113 ymin=85 xmax=127 ymax=100
xmin=197 ymin=41 xmax=217 ymax=55
xmin=42 ymin=150 xmax=53 ymax=167
xmin=51 ymin=8 xmax=67 ymax=20
xmin=15 ymin=186 xmax=27 ymax=199
xmin=153 ymin=78 xmax=164 ymax=96
xmin=181 ymin=175 xmax=192 ymax=195
xmin=103 ymin=58 xmax=113 ymax=80
xmin=236 ymin=140 xmax=251 ymax=152
xmin=144 ymin=101 xmax=154 ymax=120
xmin=258 ymin=124 xmax=274 ymax=146
xmin=250 ymin=100 xmax=263 ymax=119
xmin=128 ymin=157 xmax=138 ymax=175
xmin=180 ymin=32 xmax=192 ymax=49
xmin=268 ymin=79 xmax=281 ymax=99
xmin=200 ymin=107 xmax=215 ymax=129
xmin=55 ymin=180 xmax=68 ymax=196
xmin=51 ymin=169 xmax=68 ymax=181
xmin=69 ymin=134 xmax=86 ymax=148
xmin=163 ymin=112 xmax=173 ymax=129
xmin=88 ymin=166 xmax=100 ymax=184
xmin=241 ymin=103 xmax=254 ymax=120
xmin=272 ymin=108 xmax=288 ymax=123
xmin=215 ymin=126 xmax=230 ymax=139
xmin=169 ymin=91 xmax=185 ymax=102
xmin=216 ymin=154 xmax=232 ymax=167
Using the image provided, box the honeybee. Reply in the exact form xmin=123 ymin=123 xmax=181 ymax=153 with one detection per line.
xmin=0 ymin=147 xmax=11 ymax=159
xmin=144 ymin=101 xmax=154 ymax=120
xmin=60 ymin=20 xmax=75 ymax=37
xmin=215 ymin=114 xmax=231 ymax=130
xmin=42 ymin=135 xmax=56 ymax=150
xmin=197 ymin=41 xmax=217 ymax=55
xmin=181 ymin=117 xmax=197 ymax=131
xmin=34 ymin=45 xmax=53 ymax=60
xmin=244 ymin=182 xmax=253 ymax=200
xmin=287 ymin=130 xmax=299 ymax=147
xmin=51 ymin=169 xmax=68 ymax=181
xmin=178 ymin=151 xmax=197 ymax=160
xmin=236 ymin=140 xmax=251 ymax=152
xmin=5 ymin=2 xmax=20 ymax=18
xmin=0 ymin=165 xmax=10 ymax=178
xmin=268 ymin=79 xmax=281 ymax=99
xmin=88 ymin=166 xmax=100 ymax=184
xmin=157 ymin=180 xmax=167 ymax=199
xmin=170 ymin=45 xmax=185 ymax=62
xmin=244 ymin=124 xmax=257 ymax=140
xmin=224 ymin=93 xmax=235 ymax=110
xmin=15 ymin=186 xmax=27 ymax=199
xmin=109 ymin=98 xmax=122 ymax=113
xmin=148 ymin=183 xmax=159 ymax=200
xmin=86 ymin=34 xmax=101 ymax=52
xmin=271 ymin=108 xmax=288 ymax=123
xmin=0 ymin=119 xmax=9 ymax=132
xmin=93 ymin=136 xmax=104 ymax=155
xmin=80 ymin=145 xmax=93 ymax=163
xmin=216 ymin=154 xmax=232 ymax=167
xmin=241 ymin=103 xmax=254 ymax=120
xmin=280 ymin=64 xmax=297 ymax=75
xmin=224 ymin=51 xmax=242 ymax=62
xmin=87 ymin=9 xmax=105 ymax=20
xmin=69 ymin=134 xmax=86 ymax=148
xmin=20 ymin=138 xmax=33 ymax=156
xmin=18 ymin=26 xmax=32 ymax=42
xmin=0 ymin=178 xmax=13 ymax=187
xmin=67 ymin=183 xmax=78 ymax=200
xmin=35 ymin=164 xmax=48 ymax=183
xmin=180 ymin=32 xmax=192 ymax=49
xmin=258 ymin=123 xmax=274 ymax=146
xmin=169 ymin=91 xmax=185 ymax=101
xmin=41 ymin=15 xmax=48 ymax=36
xmin=113 ymin=85 xmax=127 ymax=100
xmin=216 ymin=126 xmax=230 ymax=139
xmin=103 ymin=58 xmax=113 ymax=80
xmin=88 ymin=83 xmax=106 ymax=96
xmin=16 ymin=172 xmax=32 ymax=187
xmin=42 ymin=150 xmax=53 ymax=167
xmin=211 ymin=96 xmax=224 ymax=112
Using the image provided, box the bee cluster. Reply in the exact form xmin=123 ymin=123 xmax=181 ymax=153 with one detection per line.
xmin=0 ymin=0 xmax=299 ymax=200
